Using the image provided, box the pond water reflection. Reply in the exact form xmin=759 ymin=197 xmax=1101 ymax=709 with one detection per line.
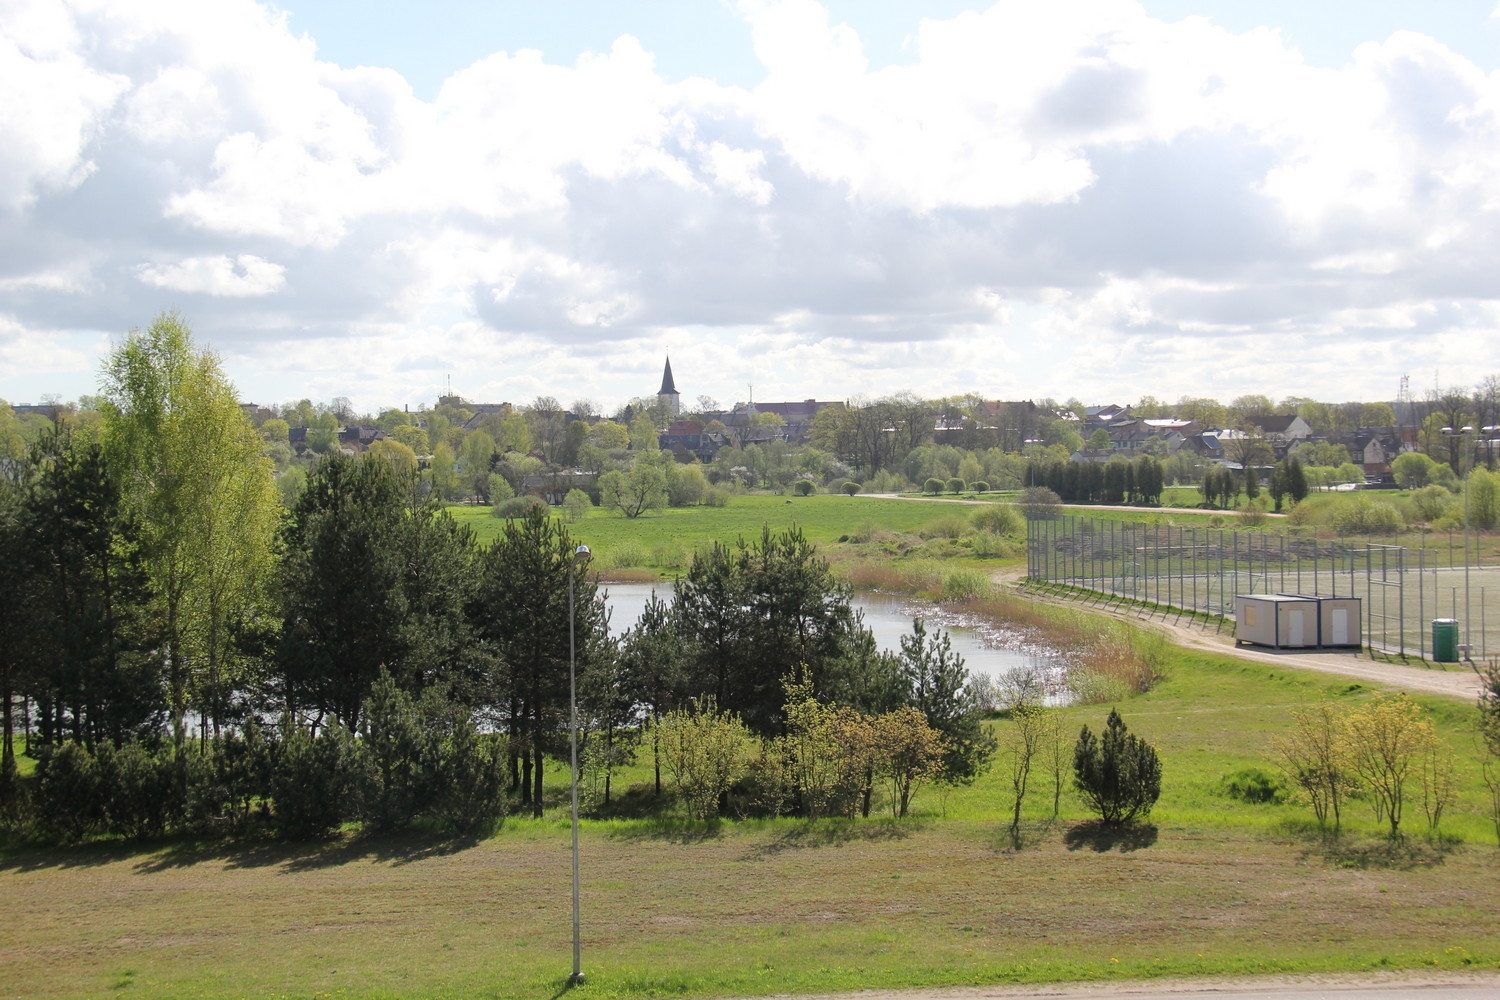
xmin=600 ymin=582 xmax=1068 ymax=701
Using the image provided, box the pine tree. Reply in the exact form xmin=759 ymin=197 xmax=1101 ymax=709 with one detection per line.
xmin=1073 ymin=708 xmax=1162 ymax=827
xmin=898 ymin=619 xmax=995 ymax=784
xmin=470 ymin=508 xmax=609 ymax=818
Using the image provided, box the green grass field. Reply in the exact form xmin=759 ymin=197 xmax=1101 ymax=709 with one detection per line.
xmin=5 ymin=639 xmax=1500 ymax=1000
xmin=451 ymin=494 xmax=1001 ymax=575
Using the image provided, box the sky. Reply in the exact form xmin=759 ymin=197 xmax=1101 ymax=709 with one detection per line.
xmin=4 ymin=0 xmax=1500 ymax=415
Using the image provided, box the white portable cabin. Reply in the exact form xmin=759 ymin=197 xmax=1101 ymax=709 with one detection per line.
xmin=1277 ymin=594 xmax=1361 ymax=648
xmin=1234 ymin=594 xmax=1319 ymax=649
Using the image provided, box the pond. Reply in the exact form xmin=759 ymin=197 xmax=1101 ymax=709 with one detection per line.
xmin=600 ymin=581 xmax=1068 ymax=702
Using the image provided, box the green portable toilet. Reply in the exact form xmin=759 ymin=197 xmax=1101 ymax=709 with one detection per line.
xmin=1432 ymin=618 xmax=1460 ymax=663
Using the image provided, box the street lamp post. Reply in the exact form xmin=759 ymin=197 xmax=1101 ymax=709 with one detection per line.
xmin=568 ymin=543 xmax=590 ymax=986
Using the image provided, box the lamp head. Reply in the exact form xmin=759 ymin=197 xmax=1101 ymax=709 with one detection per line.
xmin=574 ymin=544 xmax=591 ymax=562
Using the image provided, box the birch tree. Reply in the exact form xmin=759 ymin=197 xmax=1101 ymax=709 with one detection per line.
xmin=101 ymin=312 xmax=278 ymax=745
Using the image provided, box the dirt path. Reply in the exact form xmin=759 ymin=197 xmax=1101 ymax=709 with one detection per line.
xmin=865 ymin=494 xmax=1275 ymax=518
xmin=753 ymin=970 xmax=1500 ymax=1000
xmin=989 ymin=566 xmax=1482 ymax=701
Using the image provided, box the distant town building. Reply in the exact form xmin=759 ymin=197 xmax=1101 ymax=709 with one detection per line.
xmin=460 ymin=403 xmax=513 ymax=432
xmin=658 ymin=357 xmax=681 ymax=417
xmin=1245 ymin=414 xmax=1314 ymax=455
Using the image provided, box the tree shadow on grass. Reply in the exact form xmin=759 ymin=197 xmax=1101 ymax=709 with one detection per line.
xmin=0 ymin=829 xmax=484 ymax=876
xmin=131 ymin=828 xmax=487 ymax=874
xmin=741 ymin=817 xmax=923 ymax=860
xmin=1063 ymin=819 xmax=1158 ymax=853
xmin=987 ymin=817 xmax=1060 ymax=853
xmin=603 ymin=817 xmax=727 ymax=845
xmin=1301 ymin=833 xmax=1458 ymax=871
xmin=0 ymin=838 xmax=152 ymax=874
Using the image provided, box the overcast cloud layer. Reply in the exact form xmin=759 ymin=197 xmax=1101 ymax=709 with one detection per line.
xmin=2 ymin=0 xmax=1499 ymax=412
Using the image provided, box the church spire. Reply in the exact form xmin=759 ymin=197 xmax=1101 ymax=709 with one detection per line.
xmin=657 ymin=356 xmax=681 ymax=416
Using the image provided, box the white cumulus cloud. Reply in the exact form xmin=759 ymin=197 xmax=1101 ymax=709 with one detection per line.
xmin=135 ymin=255 xmax=287 ymax=297
xmin=2 ymin=0 xmax=1500 ymax=412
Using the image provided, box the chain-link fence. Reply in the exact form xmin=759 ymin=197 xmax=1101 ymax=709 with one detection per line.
xmin=1026 ymin=514 xmax=1500 ymax=660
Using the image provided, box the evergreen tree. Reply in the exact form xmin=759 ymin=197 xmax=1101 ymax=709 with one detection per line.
xmin=1286 ymin=455 xmax=1308 ymax=503
xmin=0 ymin=462 xmax=28 ymax=795
xmin=277 ymin=454 xmax=409 ymax=727
xmin=20 ymin=428 xmax=161 ymax=747
xmin=618 ymin=592 xmax=690 ymax=795
xmin=1073 ymin=708 xmax=1161 ymax=827
xmin=470 ymin=508 xmax=609 ymax=817
xmin=673 ymin=541 xmax=750 ymax=718
xmin=673 ymin=527 xmax=862 ymax=735
xmin=897 ymin=619 xmax=995 ymax=784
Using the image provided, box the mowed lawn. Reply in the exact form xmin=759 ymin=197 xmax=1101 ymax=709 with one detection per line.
xmin=6 ymin=645 xmax=1500 ymax=1000
xmin=450 ymin=493 xmax=983 ymax=569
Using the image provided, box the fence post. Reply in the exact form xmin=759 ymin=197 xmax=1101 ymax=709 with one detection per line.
xmin=1398 ymin=546 xmax=1405 ymax=659
xmin=1418 ymin=547 xmax=1424 ymax=660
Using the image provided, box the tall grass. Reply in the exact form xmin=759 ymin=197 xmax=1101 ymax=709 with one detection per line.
xmin=591 ymin=539 xmax=702 ymax=571
xmin=835 ymin=558 xmax=994 ymax=602
xmin=952 ymin=592 xmax=1169 ymax=703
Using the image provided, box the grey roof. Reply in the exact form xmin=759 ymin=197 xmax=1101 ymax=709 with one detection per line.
xmin=1249 ymin=414 xmax=1303 ymax=434
xmin=658 ymin=357 xmax=678 ymax=396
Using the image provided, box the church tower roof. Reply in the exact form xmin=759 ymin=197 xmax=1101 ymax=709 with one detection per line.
xmin=658 ymin=356 xmax=678 ymax=396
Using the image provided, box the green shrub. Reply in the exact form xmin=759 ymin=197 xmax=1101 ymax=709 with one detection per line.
xmin=1220 ymin=767 xmax=1288 ymax=804
xmin=271 ymin=723 xmax=366 ymax=840
xmin=793 ymin=479 xmax=815 ymax=496
xmin=359 ymin=672 xmax=432 ymax=832
xmin=97 ymin=740 xmax=181 ymax=840
xmin=486 ymin=473 xmax=515 ymax=503
xmin=1409 ymin=484 xmax=1454 ymax=523
xmin=602 ymin=541 xmax=649 ymax=568
xmin=562 ymin=488 xmax=593 ymax=522
xmin=703 ymin=486 xmax=730 ymax=507
xmin=1468 ymin=467 xmax=1500 ymax=529
xmin=919 ymin=514 xmax=968 ymax=539
xmin=841 ymin=481 xmax=860 ymax=496
xmin=971 ymin=504 xmax=1020 ymax=536
xmin=430 ymin=725 xmax=509 ymax=836
xmin=969 ymin=532 xmax=1020 ymax=558
xmin=1284 ymin=494 xmax=1336 ymax=527
xmin=1018 ymin=486 xmax=1062 ymax=519
xmin=970 ymin=481 xmax=989 ymax=493
xmin=946 ymin=477 xmax=966 ymax=494
xmin=492 ymin=494 xmax=547 ymax=519
xmin=667 ymin=464 xmax=708 ymax=507
xmin=650 ymin=540 xmax=692 ymax=567
xmin=923 ymin=477 xmax=944 ymax=495
xmin=32 ymin=742 xmax=104 ymax=842
xmin=1332 ymin=497 xmax=1402 ymax=535
xmin=1066 ymin=669 xmax=1133 ymax=706
xmin=197 ymin=721 xmax=274 ymax=832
